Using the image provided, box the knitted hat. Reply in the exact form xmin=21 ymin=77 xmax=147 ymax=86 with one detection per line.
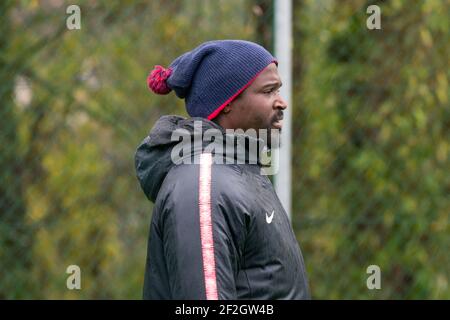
xmin=147 ymin=40 xmax=277 ymax=120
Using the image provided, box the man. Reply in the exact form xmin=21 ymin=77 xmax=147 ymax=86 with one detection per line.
xmin=135 ymin=40 xmax=310 ymax=299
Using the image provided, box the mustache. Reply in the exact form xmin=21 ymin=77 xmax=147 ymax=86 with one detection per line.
xmin=272 ymin=111 xmax=284 ymax=123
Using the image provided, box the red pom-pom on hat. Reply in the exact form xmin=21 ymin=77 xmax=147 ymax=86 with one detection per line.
xmin=147 ymin=65 xmax=173 ymax=94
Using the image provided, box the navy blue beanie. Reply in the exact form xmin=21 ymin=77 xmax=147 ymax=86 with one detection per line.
xmin=147 ymin=40 xmax=277 ymax=120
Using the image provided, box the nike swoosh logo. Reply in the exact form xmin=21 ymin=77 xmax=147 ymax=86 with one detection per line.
xmin=266 ymin=210 xmax=274 ymax=224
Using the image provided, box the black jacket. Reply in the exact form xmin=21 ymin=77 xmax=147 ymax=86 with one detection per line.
xmin=135 ymin=115 xmax=310 ymax=299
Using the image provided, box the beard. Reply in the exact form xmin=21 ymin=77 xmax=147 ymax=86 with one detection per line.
xmin=259 ymin=127 xmax=282 ymax=150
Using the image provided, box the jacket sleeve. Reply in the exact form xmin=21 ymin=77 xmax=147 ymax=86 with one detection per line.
xmin=157 ymin=161 xmax=247 ymax=300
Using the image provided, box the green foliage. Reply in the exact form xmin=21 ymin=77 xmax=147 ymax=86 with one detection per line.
xmin=1 ymin=0 xmax=258 ymax=298
xmin=294 ymin=0 xmax=449 ymax=298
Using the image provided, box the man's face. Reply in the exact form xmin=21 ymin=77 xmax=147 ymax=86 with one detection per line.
xmin=220 ymin=62 xmax=287 ymax=148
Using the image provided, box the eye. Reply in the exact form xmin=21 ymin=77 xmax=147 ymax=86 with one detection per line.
xmin=264 ymin=88 xmax=281 ymax=95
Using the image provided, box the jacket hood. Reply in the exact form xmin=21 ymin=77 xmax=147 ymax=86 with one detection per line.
xmin=135 ymin=115 xmax=267 ymax=202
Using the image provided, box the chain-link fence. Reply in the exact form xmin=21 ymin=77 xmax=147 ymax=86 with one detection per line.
xmin=0 ymin=0 xmax=448 ymax=299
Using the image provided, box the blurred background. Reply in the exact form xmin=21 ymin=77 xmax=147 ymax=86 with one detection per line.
xmin=0 ymin=0 xmax=448 ymax=299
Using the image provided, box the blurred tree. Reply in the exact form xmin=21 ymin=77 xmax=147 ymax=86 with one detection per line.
xmin=0 ymin=1 xmax=35 ymax=298
xmin=294 ymin=0 xmax=449 ymax=298
xmin=2 ymin=0 xmax=260 ymax=299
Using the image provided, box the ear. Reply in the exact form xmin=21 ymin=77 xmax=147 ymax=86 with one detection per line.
xmin=221 ymin=104 xmax=232 ymax=114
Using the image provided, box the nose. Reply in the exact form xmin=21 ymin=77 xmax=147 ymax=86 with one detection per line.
xmin=274 ymin=94 xmax=288 ymax=110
